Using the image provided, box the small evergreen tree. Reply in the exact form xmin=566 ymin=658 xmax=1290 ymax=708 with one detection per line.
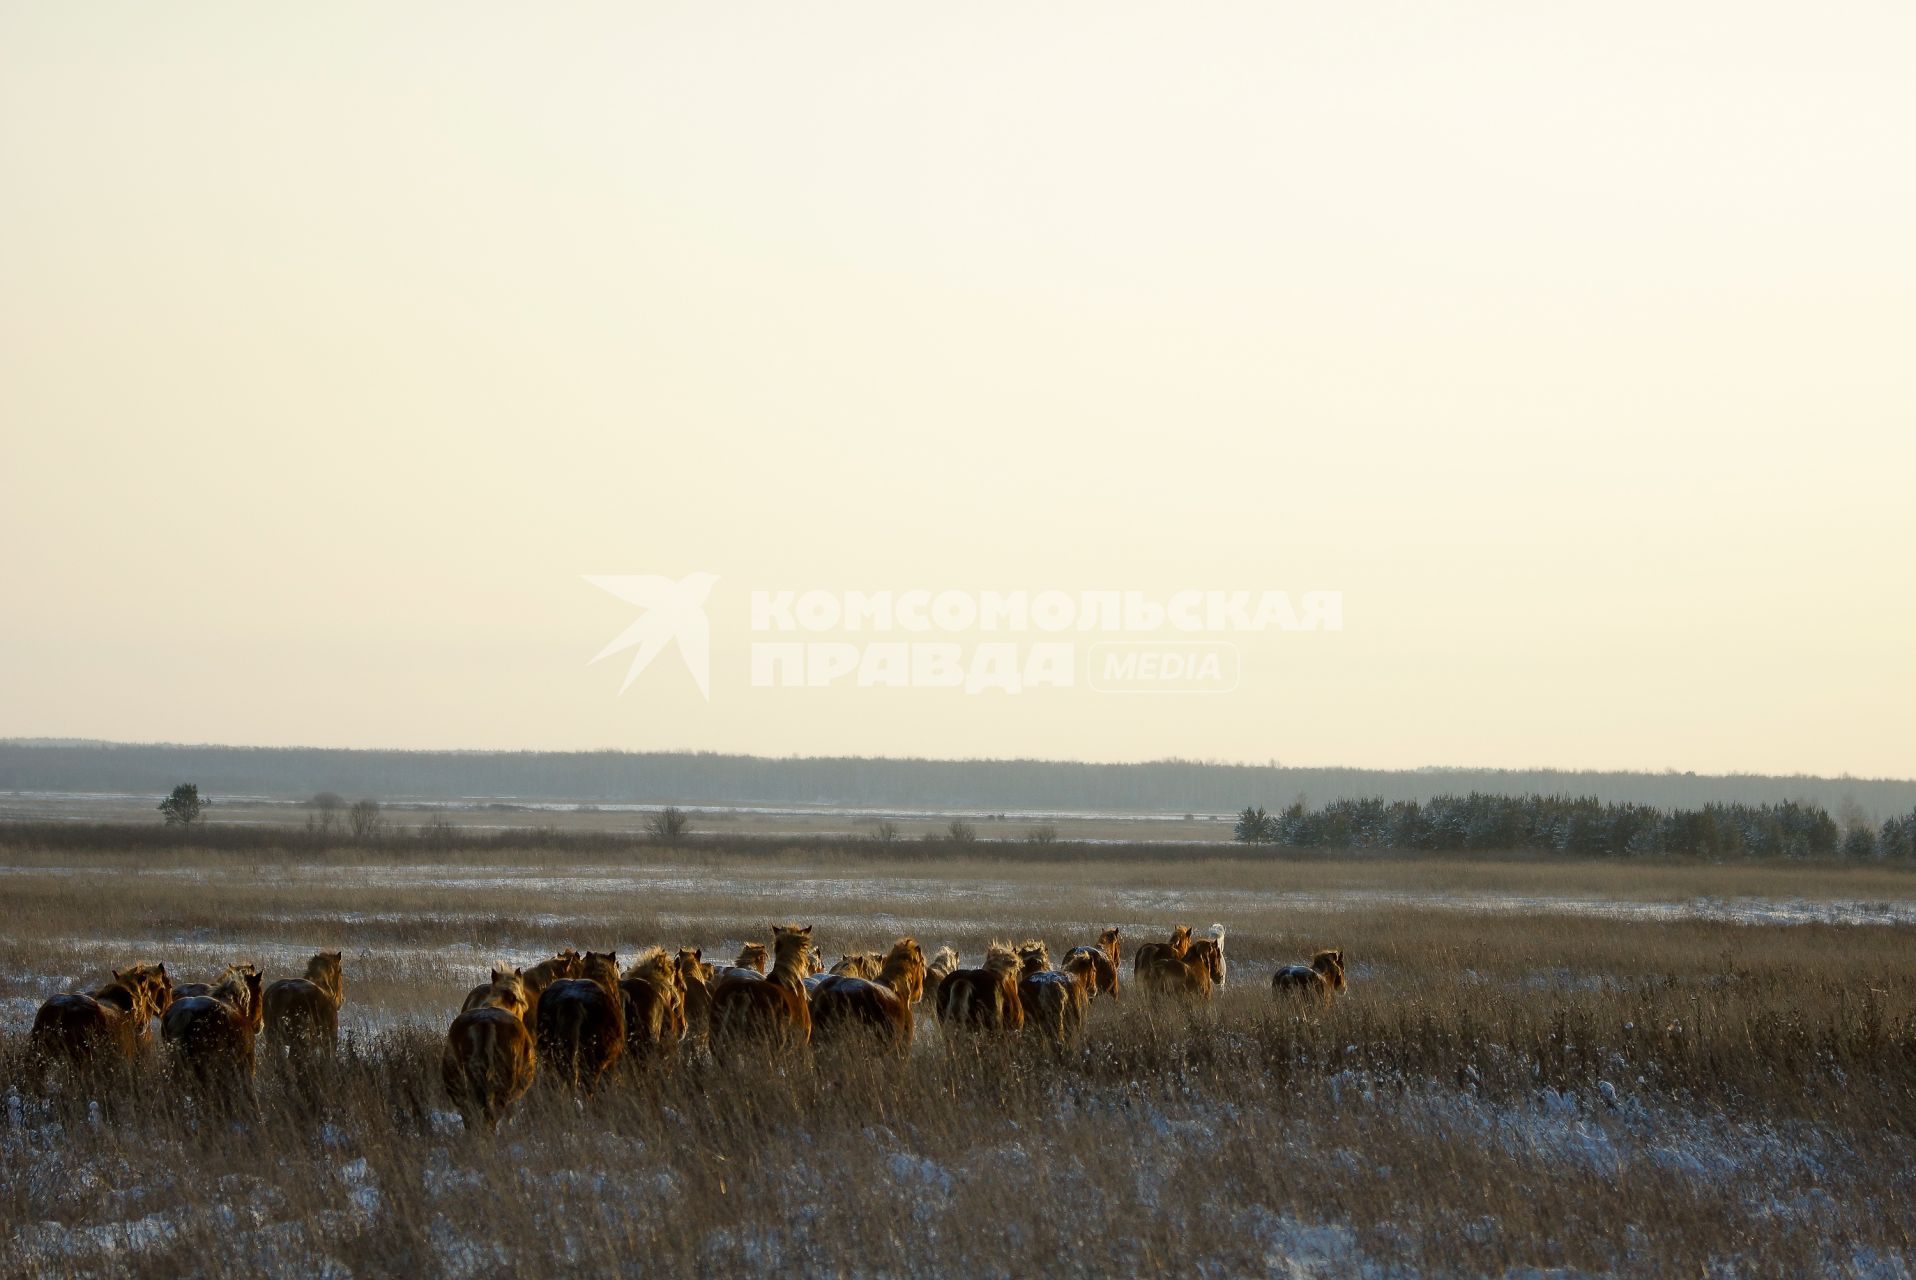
xmin=158 ymin=783 xmax=207 ymax=827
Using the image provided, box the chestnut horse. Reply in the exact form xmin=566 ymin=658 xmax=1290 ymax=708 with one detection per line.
xmin=676 ymin=948 xmax=717 ymax=1058
xmin=262 ymin=950 xmax=344 ymax=1062
xmin=28 ymin=962 xmax=172 ymax=1080
xmin=1016 ymin=941 xmax=1091 ymax=1051
xmin=709 ymin=925 xmax=814 ymax=1060
xmin=161 ymin=965 xmax=265 ymax=1108
xmin=619 ymin=947 xmax=686 ymax=1067
xmin=1271 ymin=950 xmax=1346 ymax=1008
xmin=935 ymin=942 xmax=1025 ymax=1034
xmin=536 ymin=951 xmax=625 ymax=1096
xmin=443 ymin=968 xmax=537 ymax=1132
xmin=1131 ymin=925 xmax=1194 ymax=980
xmin=1138 ymin=935 xmax=1225 ymax=1003
xmin=1062 ymin=927 xmax=1122 ymax=1000
xmin=809 ymin=937 xmax=927 ymax=1057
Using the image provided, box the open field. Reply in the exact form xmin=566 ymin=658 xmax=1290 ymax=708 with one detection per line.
xmin=0 ymin=790 xmax=1243 ymax=845
xmin=4 ymin=834 xmax=1916 ymax=1277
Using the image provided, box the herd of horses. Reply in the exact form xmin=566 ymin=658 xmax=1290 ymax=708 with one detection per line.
xmin=23 ymin=924 xmax=1348 ymax=1133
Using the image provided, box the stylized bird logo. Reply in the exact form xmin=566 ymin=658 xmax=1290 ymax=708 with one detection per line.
xmin=584 ymin=572 xmax=720 ymax=699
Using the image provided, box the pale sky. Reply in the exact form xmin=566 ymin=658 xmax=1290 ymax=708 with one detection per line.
xmin=2 ymin=2 xmax=1912 ymax=776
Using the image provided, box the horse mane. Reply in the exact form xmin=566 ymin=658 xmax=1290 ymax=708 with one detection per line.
xmin=303 ymin=951 xmax=344 ymax=998
xmin=927 ymin=945 xmax=961 ymax=978
xmin=1016 ymin=940 xmax=1051 ymax=975
xmin=1311 ymin=949 xmax=1347 ymax=991
xmin=768 ymin=924 xmax=815 ymax=985
xmin=579 ymin=951 xmax=620 ymax=991
xmin=1166 ymin=925 xmax=1194 ymax=956
xmin=479 ymin=967 xmax=528 ymax=1014
xmin=876 ymin=937 xmax=926 ymax=1002
xmin=734 ymin=942 xmax=769 ymax=972
xmin=982 ymin=941 xmax=1021 ymax=976
xmin=624 ymin=946 xmax=678 ymax=986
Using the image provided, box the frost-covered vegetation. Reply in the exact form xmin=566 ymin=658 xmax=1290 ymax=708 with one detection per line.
xmin=3 ymin=836 xmax=1914 ymax=1277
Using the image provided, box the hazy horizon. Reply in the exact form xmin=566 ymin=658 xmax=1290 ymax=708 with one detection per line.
xmin=4 ymin=3 xmax=1912 ymax=777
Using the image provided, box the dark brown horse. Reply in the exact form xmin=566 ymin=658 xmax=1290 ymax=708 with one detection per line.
xmin=28 ymin=963 xmax=172 ymax=1080
xmin=935 ymin=942 xmax=1025 ymax=1034
xmin=536 ymin=951 xmax=624 ymax=1095
xmin=619 ymin=947 xmax=686 ymax=1068
xmin=262 ymin=950 xmax=344 ymax=1062
xmin=443 ymin=968 xmax=537 ymax=1132
xmin=1271 ymin=949 xmax=1347 ymax=1007
xmin=709 ymin=925 xmax=814 ymax=1060
xmin=161 ymin=965 xmax=265 ymax=1108
xmin=1062 ymin=927 xmax=1122 ymax=1000
xmin=810 ymin=937 xmax=927 ymax=1056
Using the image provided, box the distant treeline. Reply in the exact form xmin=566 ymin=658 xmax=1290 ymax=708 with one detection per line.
xmin=1233 ymin=793 xmax=1916 ymax=860
xmin=4 ymin=739 xmax=1916 ymax=822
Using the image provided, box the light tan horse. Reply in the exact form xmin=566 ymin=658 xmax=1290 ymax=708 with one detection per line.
xmin=620 ymin=947 xmax=687 ymax=1068
xmin=536 ymin=951 xmax=625 ymax=1096
xmin=442 ymin=968 xmax=537 ymax=1132
xmin=1271 ymin=949 xmax=1347 ymax=1007
xmin=922 ymin=946 xmax=961 ymax=1009
xmin=710 ymin=925 xmax=814 ymax=1060
xmin=676 ymin=947 xmax=717 ymax=1058
xmin=828 ymin=951 xmax=883 ymax=979
xmin=935 ymin=942 xmax=1025 ymax=1034
xmin=262 ymin=951 xmax=344 ymax=1062
xmin=810 ymin=937 xmax=927 ymax=1057
xmin=1016 ymin=941 xmax=1091 ymax=1051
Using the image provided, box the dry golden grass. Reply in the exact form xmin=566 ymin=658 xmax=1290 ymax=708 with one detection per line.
xmin=3 ymin=834 xmax=1915 ymax=1276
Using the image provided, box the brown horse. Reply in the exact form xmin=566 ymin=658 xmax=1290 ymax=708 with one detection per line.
xmin=463 ymin=949 xmax=581 ymax=1031
xmin=828 ymin=951 xmax=883 ymax=979
xmin=715 ymin=941 xmax=769 ymax=984
xmin=262 ymin=951 xmax=344 ymax=1062
xmin=676 ymin=948 xmax=717 ymax=1057
xmin=161 ymin=965 xmax=265 ymax=1107
xmin=443 ymin=968 xmax=537 ymax=1132
xmin=710 ymin=924 xmax=814 ymax=1060
xmin=1131 ymin=925 xmax=1194 ymax=980
xmin=619 ymin=947 xmax=686 ymax=1067
xmin=810 ymin=937 xmax=927 ymax=1056
xmin=1016 ymin=941 xmax=1091 ymax=1051
xmin=935 ymin=942 xmax=1025 ymax=1034
xmin=1271 ymin=950 xmax=1346 ymax=1007
xmin=28 ymin=963 xmax=172 ymax=1079
xmin=536 ymin=951 xmax=624 ymax=1095
xmin=922 ymin=946 xmax=961 ymax=1008
xmin=1139 ymin=936 xmax=1225 ymax=1002
xmin=1062 ymin=927 xmax=1122 ymax=1000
